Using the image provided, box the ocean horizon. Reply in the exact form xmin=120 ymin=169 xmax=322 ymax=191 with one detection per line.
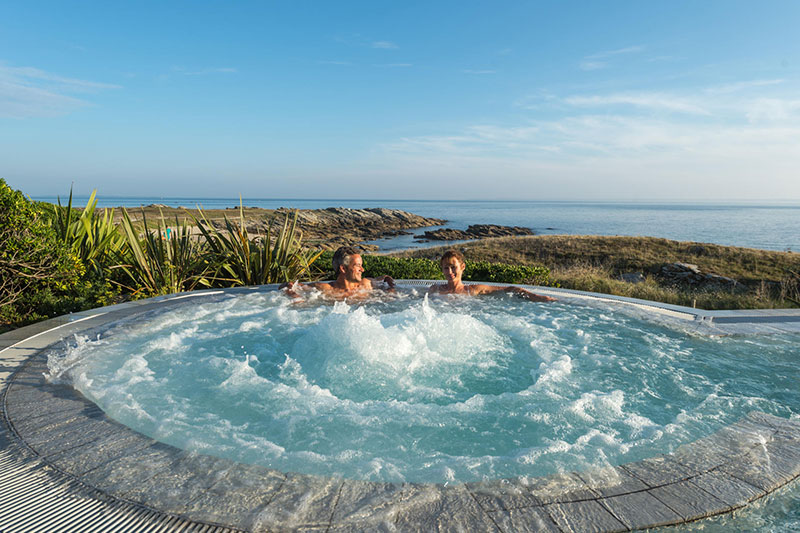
xmin=33 ymin=196 xmax=800 ymax=253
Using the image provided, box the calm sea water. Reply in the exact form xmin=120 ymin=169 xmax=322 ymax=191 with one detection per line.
xmin=33 ymin=196 xmax=800 ymax=252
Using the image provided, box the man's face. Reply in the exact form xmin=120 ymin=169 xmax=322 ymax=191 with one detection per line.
xmin=342 ymin=254 xmax=364 ymax=282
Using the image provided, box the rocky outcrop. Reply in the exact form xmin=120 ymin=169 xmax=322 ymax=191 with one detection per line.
xmin=415 ymin=224 xmax=533 ymax=241
xmin=205 ymin=207 xmax=445 ymax=251
xmin=619 ymin=272 xmax=647 ymax=284
xmin=658 ymin=262 xmax=741 ymax=291
xmin=286 ymin=207 xmax=444 ymax=250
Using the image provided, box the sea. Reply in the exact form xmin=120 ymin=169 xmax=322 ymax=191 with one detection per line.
xmin=33 ymin=196 xmax=800 ymax=253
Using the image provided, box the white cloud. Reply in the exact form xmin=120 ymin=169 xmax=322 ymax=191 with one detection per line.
xmin=746 ymin=98 xmax=800 ymax=122
xmin=0 ymin=62 xmax=120 ymax=118
xmin=463 ymin=69 xmax=496 ymax=75
xmin=564 ymin=93 xmax=710 ymax=115
xmin=372 ymin=41 xmax=398 ymax=49
xmin=579 ymin=61 xmax=607 ymax=71
xmin=373 ymin=85 xmax=800 ymax=199
xmin=585 ymin=45 xmax=645 ymax=59
xmin=579 ymin=45 xmax=645 ymax=71
xmin=172 ymin=66 xmax=238 ymax=76
xmin=706 ymin=79 xmax=784 ymax=95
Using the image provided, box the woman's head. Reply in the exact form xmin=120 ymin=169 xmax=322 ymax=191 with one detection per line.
xmin=440 ymin=250 xmax=466 ymax=282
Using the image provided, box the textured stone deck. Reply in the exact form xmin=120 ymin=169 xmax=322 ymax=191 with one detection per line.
xmin=2 ymin=286 xmax=800 ymax=532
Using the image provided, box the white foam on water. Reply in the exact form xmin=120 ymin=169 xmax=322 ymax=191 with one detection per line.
xmin=532 ymin=355 xmax=573 ymax=387
xmin=567 ymin=390 xmax=626 ymax=422
xmin=288 ymin=298 xmax=510 ymax=402
xmin=218 ymin=355 xmax=270 ymax=390
xmin=112 ymin=354 xmax=155 ymax=386
xmin=45 ymin=334 xmax=104 ymax=384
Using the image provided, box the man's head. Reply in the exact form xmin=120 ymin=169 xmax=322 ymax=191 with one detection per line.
xmin=332 ymin=246 xmax=363 ymax=281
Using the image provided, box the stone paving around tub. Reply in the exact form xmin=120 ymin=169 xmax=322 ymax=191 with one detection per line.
xmin=1 ymin=286 xmax=800 ymax=532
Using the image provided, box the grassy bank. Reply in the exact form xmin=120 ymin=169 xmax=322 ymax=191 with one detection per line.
xmin=391 ymin=235 xmax=800 ymax=310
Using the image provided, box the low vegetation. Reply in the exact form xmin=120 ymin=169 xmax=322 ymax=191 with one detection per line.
xmin=393 ymin=235 xmax=800 ymax=310
xmin=2 ymin=180 xmax=797 ymax=331
xmin=314 ymin=251 xmax=550 ymax=285
xmin=0 ymin=181 xmax=321 ymax=331
xmin=1 ymin=180 xmax=81 ymax=325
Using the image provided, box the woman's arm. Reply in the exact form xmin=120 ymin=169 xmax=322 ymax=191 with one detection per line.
xmin=469 ymin=284 xmax=556 ymax=302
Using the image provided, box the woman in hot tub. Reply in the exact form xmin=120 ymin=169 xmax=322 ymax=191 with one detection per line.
xmin=428 ymin=250 xmax=556 ymax=302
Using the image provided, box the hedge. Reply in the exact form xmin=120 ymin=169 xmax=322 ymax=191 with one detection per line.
xmin=313 ymin=250 xmax=550 ymax=285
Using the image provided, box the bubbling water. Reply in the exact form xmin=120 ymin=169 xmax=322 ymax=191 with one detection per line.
xmin=46 ymin=290 xmax=800 ymax=484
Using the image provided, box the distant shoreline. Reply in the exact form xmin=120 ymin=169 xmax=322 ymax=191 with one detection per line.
xmin=31 ymin=196 xmax=800 ymax=208
xmin=30 ymin=196 xmax=800 ymax=253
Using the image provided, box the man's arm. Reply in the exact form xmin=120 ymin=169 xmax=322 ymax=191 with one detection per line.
xmin=369 ymin=275 xmax=396 ymax=290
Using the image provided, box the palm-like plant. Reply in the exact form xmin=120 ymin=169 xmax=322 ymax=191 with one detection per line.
xmin=49 ymin=188 xmax=125 ymax=276
xmin=192 ymin=201 xmax=321 ymax=286
xmin=115 ymin=208 xmax=208 ymax=296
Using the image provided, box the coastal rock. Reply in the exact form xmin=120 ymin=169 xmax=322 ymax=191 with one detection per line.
xmin=619 ymin=272 xmax=646 ymax=284
xmin=275 ymin=207 xmax=445 ymax=250
xmin=415 ymin=224 xmax=533 ymax=241
xmin=659 ymin=262 xmax=741 ymax=291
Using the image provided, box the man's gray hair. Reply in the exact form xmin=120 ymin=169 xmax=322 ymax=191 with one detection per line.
xmin=332 ymin=246 xmax=360 ymax=275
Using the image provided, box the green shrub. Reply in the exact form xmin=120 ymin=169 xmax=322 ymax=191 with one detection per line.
xmin=364 ymin=255 xmax=444 ymax=280
xmin=0 ymin=179 xmax=79 ymax=327
xmin=464 ymin=260 xmax=550 ymax=285
xmin=115 ymin=208 xmax=209 ymax=297
xmin=311 ymin=251 xmax=551 ymax=285
xmin=43 ymin=188 xmax=125 ymax=277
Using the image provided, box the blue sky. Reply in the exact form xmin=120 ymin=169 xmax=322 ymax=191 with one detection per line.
xmin=2 ymin=1 xmax=799 ymax=201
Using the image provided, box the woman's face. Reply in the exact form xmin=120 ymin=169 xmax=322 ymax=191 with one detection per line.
xmin=441 ymin=257 xmax=465 ymax=283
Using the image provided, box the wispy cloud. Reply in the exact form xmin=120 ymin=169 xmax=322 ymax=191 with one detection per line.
xmin=579 ymin=45 xmax=645 ymax=71
xmin=172 ymin=67 xmax=238 ymax=76
xmin=564 ymin=93 xmax=710 ymax=115
xmin=706 ymin=79 xmax=784 ymax=94
xmin=319 ymin=60 xmax=353 ymax=66
xmin=586 ymin=45 xmax=646 ymax=59
xmin=2 ymin=64 xmax=120 ymax=91
xmin=375 ymin=63 xmax=413 ymax=68
xmin=579 ymin=61 xmax=607 ymax=71
xmin=463 ymin=69 xmax=496 ymax=75
xmin=372 ymin=41 xmax=398 ymax=49
xmin=375 ymin=83 xmax=800 ymax=199
xmin=746 ymin=97 xmax=800 ymax=122
xmin=0 ymin=62 xmax=120 ymax=118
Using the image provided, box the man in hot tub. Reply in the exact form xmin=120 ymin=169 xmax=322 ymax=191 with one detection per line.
xmin=429 ymin=250 xmax=556 ymax=302
xmin=283 ymin=246 xmax=395 ymax=300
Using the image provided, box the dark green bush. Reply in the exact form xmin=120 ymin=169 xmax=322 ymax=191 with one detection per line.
xmin=364 ymin=255 xmax=444 ymax=280
xmin=464 ymin=260 xmax=550 ymax=285
xmin=311 ymin=250 xmax=550 ymax=285
xmin=0 ymin=179 xmax=79 ymax=328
